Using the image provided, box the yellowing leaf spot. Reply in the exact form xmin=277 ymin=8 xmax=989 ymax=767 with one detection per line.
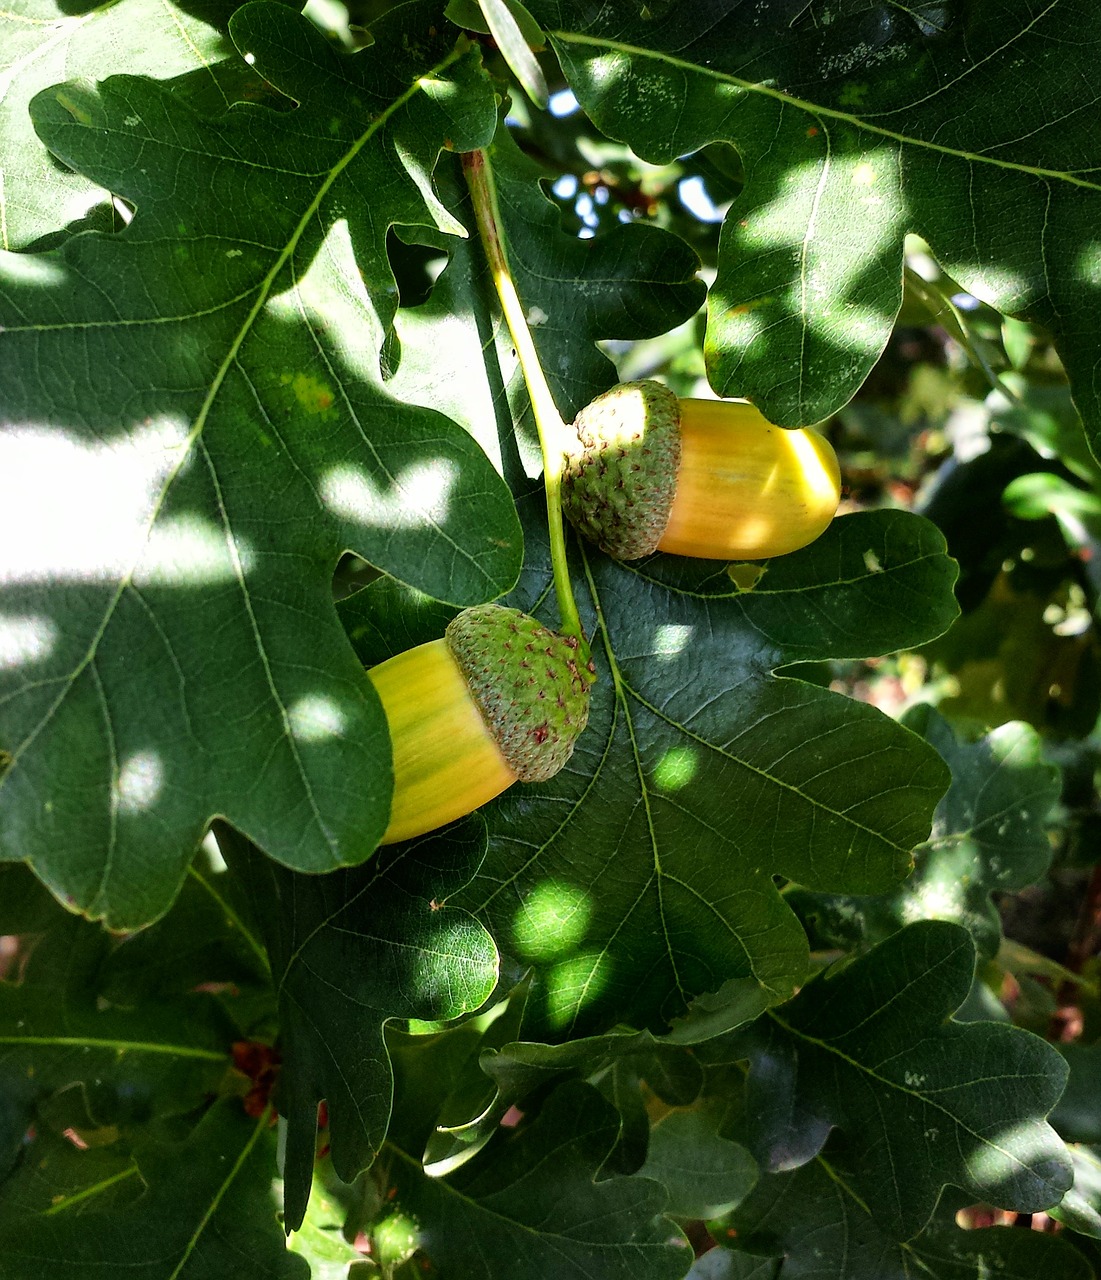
xmin=55 ymin=92 xmax=93 ymax=126
xmin=728 ymin=297 xmax=774 ymax=316
xmin=853 ymin=164 xmax=877 ymax=187
xmin=281 ymin=372 xmax=335 ymax=414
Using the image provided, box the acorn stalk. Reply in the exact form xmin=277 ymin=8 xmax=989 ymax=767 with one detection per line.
xmin=368 ymin=604 xmax=593 ymax=844
xmin=562 ymin=380 xmax=841 ymax=561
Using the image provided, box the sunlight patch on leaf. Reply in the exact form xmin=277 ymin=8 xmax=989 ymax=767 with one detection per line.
xmin=321 ymin=459 xmax=460 ymax=529
xmin=0 ymin=418 xmax=190 ymax=585
xmin=136 ymin=514 xmax=257 ymax=586
xmin=114 ymin=750 xmax=164 ymax=815
xmin=0 ymin=252 xmax=68 ymax=287
xmin=512 ymin=880 xmax=592 ymax=962
xmin=965 ymin=1117 xmax=1071 ymax=1192
xmin=653 ymin=746 xmax=698 ymax=792
xmin=714 ymin=307 xmax=767 ymax=351
xmin=1075 ymin=242 xmax=1101 ymax=282
xmin=287 ymin=694 xmax=348 ymax=744
xmin=542 ymin=952 xmax=613 ymax=1031
xmin=0 ymin=614 xmax=58 ymax=670
xmin=653 ymin=623 xmax=694 ymax=659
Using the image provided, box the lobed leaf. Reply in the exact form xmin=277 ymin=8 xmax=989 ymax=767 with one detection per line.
xmin=220 ymin=820 xmax=499 ymax=1232
xmin=380 ymin=1079 xmax=692 ymax=1279
xmin=717 ymin=1153 xmax=1092 ymax=1279
xmin=0 ymin=865 xmax=235 ymax=1176
xmin=455 ymin=504 xmax=958 ymax=1038
xmin=737 ymin=921 xmax=1072 ymax=1239
xmin=0 ymin=1 xmax=519 ymax=929
xmin=0 ymin=0 xmax=250 ymax=250
xmin=0 ymin=1101 xmax=303 ymax=1279
xmin=792 ymin=705 xmax=1061 ymax=961
xmin=530 ymin=1 xmax=1101 ymax=451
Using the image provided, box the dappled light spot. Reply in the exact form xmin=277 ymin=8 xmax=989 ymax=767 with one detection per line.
xmin=0 ymin=417 xmax=190 ymax=585
xmin=652 ymin=623 xmax=694 ymax=659
xmin=716 ymin=307 xmax=767 ymax=349
xmin=287 ymin=693 xmax=347 ymax=744
xmin=900 ymin=838 xmax=980 ymax=926
xmin=653 ymin=746 xmax=698 ymax=793
xmin=321 ymin=459 xmax=459 ymax=530
xmin=735 ymin=149 xmax=898 ymax=255
xmin=785 ymin=427 xmax=838 ymax=507
xmin=371 ymin=1210 xmax=422 ymax=1269
xmin=135 ymin=514 xmax=256 ymax=586
xmin=964 ymin=1118 xmax=1067 ymax=1192
xmin=408 ymin=919 xmax=489 ymax=1004
xmin=541 ymin=952 xmax=611 ymax=1031
xmin=726 ymin=513 xmax=771 ymax=548
xmin=416 ymin=74 xmax=461 ymax=106
xmin=958 ymin=265 xmax=1032 ymax=312
xmin=0 ymin=614 xmax=58 ymax=670
xmin=115 ymin=750 xmax=164 ymax=815
xmin=0 ymin=251 xmax=68 ymax=288
xmin=1074 ymin=241 xmax=1101 ymax=283
xmin=513 ymin=880 xmax=592 ymax=963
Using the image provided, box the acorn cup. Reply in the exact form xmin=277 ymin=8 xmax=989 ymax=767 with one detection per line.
xmin=367 ymin=604 xmax=593 ymax=844
xmin=562 ymin=379 xmax=842 ymax=561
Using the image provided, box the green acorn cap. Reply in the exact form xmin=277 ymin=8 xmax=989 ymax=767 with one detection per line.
xmin=562 ymin=379 xmax=682 ymax=560
xmin=445 ymin=604 xmax=594 ymax=784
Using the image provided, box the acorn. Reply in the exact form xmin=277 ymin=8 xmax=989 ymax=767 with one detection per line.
xmin=367 ymin=604 xmax=593 ymax=844
xmin=562 ymin=379 xmax=842 ymax=561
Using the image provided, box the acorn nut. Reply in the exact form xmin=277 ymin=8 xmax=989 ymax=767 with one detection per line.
xmin=368 ymin=604 xmax=593 ymax=844
xmin=562 ymin=379 xmax=842 ymax=561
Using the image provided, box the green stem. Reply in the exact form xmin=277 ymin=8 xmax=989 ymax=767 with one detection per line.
xmin=462 ymin=148 xmax=588 ymax=660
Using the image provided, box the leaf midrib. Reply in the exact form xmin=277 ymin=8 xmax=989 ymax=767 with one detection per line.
xmin=1 ymin=40 xmax=472 ymax=900
xmin=626 ymin=682 xmax=914 ymax=857
xmin=551 ymin=30 xmax=1101 ymax=194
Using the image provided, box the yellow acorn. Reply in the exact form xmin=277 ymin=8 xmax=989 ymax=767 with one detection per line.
xmin=562 ymin=380 xmax=841 ymax=561
xmin=368 ymin=604 xmax=593 ymax=844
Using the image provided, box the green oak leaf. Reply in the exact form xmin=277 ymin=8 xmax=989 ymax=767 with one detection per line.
xmin=0 ymin=0 xmax=254 ymax=250
xmin=0 ymin=1 xmax=521 ymax=930
xmin=219 ymin=821 xmax=499 ymax=1233
xmin=0 ymin=864 xmax=234 ymax=1177
xmin=716 ymin=1153 xmax=1092 ymax=1280
xmin=287 ymin=1175 xmax=369 ymax=1280
xmin=0 ymin=1101 xmax=306 ymax=1279
xmin=530 ymin=2 xmax=1101 ymax=448
xmin=0 ymin=1124 xmax=143 ymax=1223
xmin=99 ymin=858 xmax=273 ymax=1009
xmin=1052 ymin=1042 xmax=1101 ymax=1145
xmin=737 ymin=921 xmax=1072 ymax=1240
xmin=387 ymin=125 xmax=705 ymax=479
xmin=454 ymin=504 xmax=959 ymax=1039
xmin=423 ymin=975 xmax=773 ymax=1178
xmin=791 ymin=705 xmax=1061 ymax=961
xmin=1051 ymin=1144 xmax=1101 ymax=1240
xmin=637 ymin=1104 xmax=758 ymax=1221
xmin=379 ymin=1078 xmax=692 ymax=1279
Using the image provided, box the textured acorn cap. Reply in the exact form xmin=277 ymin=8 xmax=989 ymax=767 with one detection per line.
xmin=445 ymin=605 xmax=593 ymax=783
xmin=562 ymin=380 xmax=682 ymax=560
